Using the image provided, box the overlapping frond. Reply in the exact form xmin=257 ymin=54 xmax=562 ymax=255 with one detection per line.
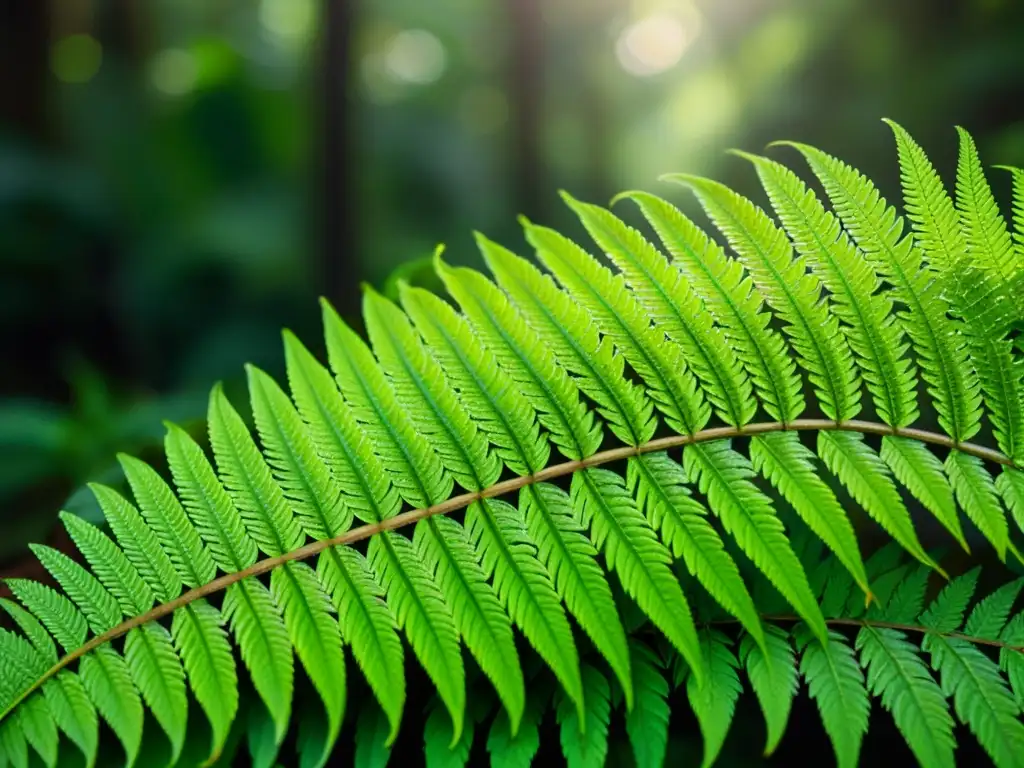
xmin=2 ymin=120 xmax=1024 ymax=768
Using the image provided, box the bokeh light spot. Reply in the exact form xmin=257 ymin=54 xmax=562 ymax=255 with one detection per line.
xmin=615 ymin=10 xmax=700 ymax=77
xmin=51 ymin=34 xmax=103 ymax=84
xmin=384 ymin=30 xmax=447 ymax=85
xmin=150 ymin=49 xmax=198 ymax=96
xmin=259 ymin=0 xmax=315 ymax=42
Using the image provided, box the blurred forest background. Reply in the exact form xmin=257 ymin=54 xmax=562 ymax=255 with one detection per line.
xmin=2 ymin=0 xmax=1024 ymax=764
xmin=3 ymin=0 xmax=1024 ymax=594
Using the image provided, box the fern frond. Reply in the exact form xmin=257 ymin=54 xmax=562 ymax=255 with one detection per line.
xmin=398 ymin=279 xmax=552 ymax=473
xmin=685 ymin=630 xmax=742 ymax=768
xmin=777 ymin=140 xmax=983 ymax=443
xmin=817 ymin=431 xmax=940 ymax=574
xmin=563 ymin=192 xmax=755 ymax=428
xmin=683 ymin=440 xmax=828 ymax=642
xmin=857 ymin=625 xmax=956 ymax=768
xmin=435 ymin=255 xmax=601 ymax=461
xmin=557 ymin=664 xmax=611 ymax=768
xmin=520 ymin=482 xmax=632 ymax=709
xmin=796 ymin=626 xmax=869 ymax=768
xmin=740 ymin=624 xmax=797 ymax=756
xmin=669 ymin=173 xmax=860 ymax=422
xmin=736 ymin=150 xmax=918 ymax=427
xmin=628 ymin=453 xmax=763 ymax=646
xmin=954 ymin=127 xmax=1024 ymax=326
xmin=477 ymin=235 xmax=655 ymax=446
xmin=6 ymin=118 xmax=1024 ymax=768
xmin=613 ymin=190 xmax=804 ymax=423
xmin=749 ymin=432 xmax=869 ymax=596
xmin=886 ymin=120 xmax=1024 ymax=461
xmin=523 ymin=218 xmax=709 ymax=436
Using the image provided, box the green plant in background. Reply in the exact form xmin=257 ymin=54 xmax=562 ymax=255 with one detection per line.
xmin=1 ymin=119 xmax=1023 ymax=768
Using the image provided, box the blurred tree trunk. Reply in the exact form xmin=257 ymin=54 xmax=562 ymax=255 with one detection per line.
xmin=0 ymin=0 xmax=50 ymax=140
xmin=318 ymin=0 xmax=360 ymax=322
xmin=506 ymin=0 xmax=544 ymax=220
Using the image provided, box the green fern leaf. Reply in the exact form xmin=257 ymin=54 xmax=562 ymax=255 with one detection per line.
xmin=363 ymin=286 xmax=501 ymax=492
xmin=270 ymin=562 xmax=346 ymax=768
xmin=857 ymin=625 xmax=955 ymax=768
xmin=414 ymin=514 xmax=525 ymax=733
xmin=629 ymin=452 xmax=764 ymax=648
xmin=740 ymin=625 xmax=797 ymax=756
xmin=6 ymin=579 xmax=141 ymax=766
xmin=487 ymin=687 xmax=545 ymax=768
xmin=423 ymin=693 xmax=475 ymax=768
xmin=614 ymin=190 xmax=803 ymax=423
xmin=999 ymin=165 xmax=1024 ymax=253
xmin=917 ymin=566 xmax=976 ymax=633
xmin=924 ymin=634 xmax=1024 ymax=767
xmin=954 ymin=127 xmax=1024 ymax=326
xmin=42 ymin=672 xmax=98 ymax=768
xmin=321 ymin=298 xmax=452 ymax=507
xmin=0 ymin=717 xmax=28 ymax=768
xmin=573 ymin=467 xmax=705 ymax=685
xmin=436 ymin=256 xmax=601 ymax=461
xmin=354 ymin=703 xmax=392 ymax=768
xmin=170 ymin=600 xmax=238 ymax=765
xmin=625 ymin=640 xmax=671 ymax=768
xmin=557 ymin=664 xmax=611 ymax=768
xmin=945 ymin=450 xmax=1010 ymax=559
xmin=521 ymin=483 xmax=631 ymax=711
xmin=80 ymin=646 xmax=144 ymax=767
xmin=466 ymin=499 xmax=582 ymax=723
xmin=683 ymin=441 xmax=828 ymax=642
xmin=398 ymin=279 xmax=552 ymax=473
xmin=670 ymin=173 xmax=860 ymax=422
xmin=880 ymin=436 xmax=967 ymax=551
xmin=368 ymin=532 xmax=466 ymax=745
xmin=17 ymin=695 xmax=57 ymax=768
xmin=0 ymin=600 xmax=98 ymax=767
xmin=818 ymin=431 xmax=940 ymax=574
xmin=282 ymin=330 xmax=401 ymax=525
xmin=738 ymin=150 xmax=918 ymax=427
xmin=564 ymin=192 xmax=755 ymax=428
xmin=998 ymin=467 xmax=1024 ymax=535
xmin=5 ymin=579 xmax=88 ymax=656
xmin=523 ymin=218 xmax=709 ymax=436
xmin=222 ymin=578 xmax=293 ymax=751
xmin=965 ymin=578 xmax=1024 ymax=640
xmin=750 ymin=432 xmax=870 ymax=596
xmin=246 ymin=362 xmax=407 ymax=740
xmin=246 ymin=364 xmax=352 ymax=541
xmin=59 ymin=512 xmax=153 ymax=616
xmin=795 ymin=626 xmax=869 ymax=768
xmin=208 ymin=385 xmax=304 ymax=556
xmin=164 ymin=423 xmax=257 ymax=572
xmin=89 ymin=484 xmax=182 ymax=603
xmin=123 ymin=621 xmax=188 ymax=764
xmin=778 ymin=140 xmax=983 ymax=442
xmin=476 ymin=236 xmax=655 ymax=446
xmin=321 ymin=546 xmax=405 ymax=744
xmin=886 ymin=119 xmax=1024 ymax=461
xmin=118 ymin=452 xmax=217 ymax=587
xmin=685 ymin=630 xmax=742 ymax=768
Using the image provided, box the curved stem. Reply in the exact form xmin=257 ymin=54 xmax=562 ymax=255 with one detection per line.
xmin=707 ymin=614 xmax=1024 ymax=654
xmin=2 ymin=418 xmax=1018 ymax=722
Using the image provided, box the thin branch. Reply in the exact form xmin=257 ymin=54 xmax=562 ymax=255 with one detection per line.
xmin=707 ymin=614 xmax=1024 ymax=654
xmin=1 ymin=417 xmax=1018 ymax=721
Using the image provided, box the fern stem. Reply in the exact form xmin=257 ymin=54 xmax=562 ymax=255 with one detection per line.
xmin=705 ymin=615 xmax=1024 ymax=654
xmin=1 ymin=418 xmax=1016 ymax=724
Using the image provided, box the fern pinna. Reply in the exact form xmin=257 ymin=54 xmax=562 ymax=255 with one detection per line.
xmin=2 ymin=119 xmax=1024 ymax=768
